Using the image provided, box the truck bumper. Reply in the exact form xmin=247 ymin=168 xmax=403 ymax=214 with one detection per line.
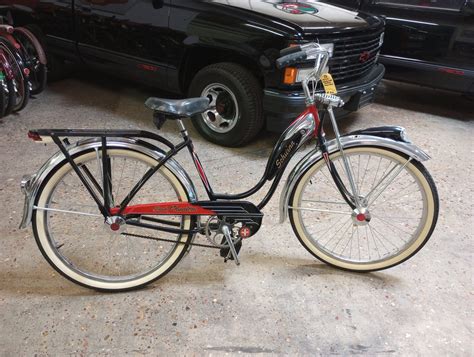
xmin=263 ymin=64 xmax=385 ymax=132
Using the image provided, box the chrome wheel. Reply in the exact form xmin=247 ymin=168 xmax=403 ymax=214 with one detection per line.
xmin=33 ymin=148 xmax=193 ymax=290
xmin=290 ymin=147 xmax=438 ymax=271
xmin=201 ymin=83 xmax=240 ymax=133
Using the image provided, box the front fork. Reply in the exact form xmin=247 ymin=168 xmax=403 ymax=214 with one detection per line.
xmin=318 ymin=105 xmax=361 ymax=210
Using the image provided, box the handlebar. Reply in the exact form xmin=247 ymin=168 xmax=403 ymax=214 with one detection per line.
xmin=276 ymin=43 xmax=336 ymax=106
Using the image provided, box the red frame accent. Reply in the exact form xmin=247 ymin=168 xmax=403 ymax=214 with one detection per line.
xmin=192 ymin=151 xmax=211 ymax=192
xmin=308 ymin=104 xmax=321 ymax=137
xmin=110 ymin=202 xmax=216 ymax=216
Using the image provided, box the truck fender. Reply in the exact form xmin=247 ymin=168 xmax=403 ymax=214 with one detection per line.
xmin=279 ymin=134 xmax=431 ymax=223
xmin=20 ymin=138 xmax=198 ymax=229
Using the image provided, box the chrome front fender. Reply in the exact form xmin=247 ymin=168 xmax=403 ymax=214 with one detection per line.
xmin=279 ymin=134 xmax=431 ymax=223
xmin=20 ymin=138 xmax=198 ymax=229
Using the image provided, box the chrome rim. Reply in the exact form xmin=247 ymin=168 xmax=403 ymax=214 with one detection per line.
xmin=200 ymin=83 xmax=240 ymax=133
xmin=294 ymin=149 xmax=429 ymax=265
xmin=39 ymin=150 xmax=187 ymax=283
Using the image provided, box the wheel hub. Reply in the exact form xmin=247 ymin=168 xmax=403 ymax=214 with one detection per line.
xmin=352 ymin=207 xmax=371 ymax=226
xmin=201 ymin=83 xmax=240 ymax=134
xmin=105 ymin=216 xmax=126 ymax=234
xmin=215 ymin=92 xmax=234 ymax=117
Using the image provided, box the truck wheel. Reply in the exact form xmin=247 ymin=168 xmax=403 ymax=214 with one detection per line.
xmin=188 ymin=62 xmax=264 ymax=147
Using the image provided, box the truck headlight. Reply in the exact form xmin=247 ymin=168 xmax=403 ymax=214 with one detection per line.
xmin=282 ymin=42 xmax=333 ymax=84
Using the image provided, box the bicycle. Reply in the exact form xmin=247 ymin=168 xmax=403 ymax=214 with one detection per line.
xmin=20 ymin=44 xmax=439 ymax=291
xmin=0 ymin=26 xmax=30 ymax=114
xmin=10 ymin=25 xmax=47 ymax=95
xmin=0 ymin=48 xmax=15 ymax=117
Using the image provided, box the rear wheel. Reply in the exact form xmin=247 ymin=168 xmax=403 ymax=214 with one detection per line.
xmin=0 ymin=70 xmax=14 ymax=118
xmin=0 ymin=38 xmax=29 ymax=113
xmin=289 ymin=146 xmax=439 ymax=271
xmin=32 ymin=148 xmax=194 ymax=291
xmin=14 ymin=27 xmax=47 ymax=95
xmin=189 ymin=62 xmax=264 ymax=147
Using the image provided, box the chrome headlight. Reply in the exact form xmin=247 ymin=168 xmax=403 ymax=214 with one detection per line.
xmin=400 ymin=128 xmax=411 ymax=143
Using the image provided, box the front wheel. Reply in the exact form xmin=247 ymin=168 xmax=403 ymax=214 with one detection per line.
xmin=289 ymin=146 xmax=439 ymax=272
xmin=32 ymin=147 xmax=195 ymax=291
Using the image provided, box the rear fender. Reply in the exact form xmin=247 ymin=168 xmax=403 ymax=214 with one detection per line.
xmin=20 ymin=138 xmax=198 ymax=229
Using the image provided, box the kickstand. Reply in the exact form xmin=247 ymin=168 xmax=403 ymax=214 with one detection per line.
xmin=221 ymin=225 xmax=240 ymax=266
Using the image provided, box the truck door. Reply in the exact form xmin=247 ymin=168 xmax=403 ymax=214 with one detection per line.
xmin=75 ymin=0 xmax=171 ymax=90
xmin=361 ymin=0 xmax=474 ymax=92
xmin=21 ymin=0 xmax=78 ymax=61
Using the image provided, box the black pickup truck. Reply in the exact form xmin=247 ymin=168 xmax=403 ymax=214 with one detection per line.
xmin=1 ymin=0 xmax=385 ymax=146
xmin=326 ymin=0 xmax=474 ymax=95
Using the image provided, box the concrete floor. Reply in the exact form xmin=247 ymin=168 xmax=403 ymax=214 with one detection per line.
xmin=0 ymin=74 xmax=472 ymax=356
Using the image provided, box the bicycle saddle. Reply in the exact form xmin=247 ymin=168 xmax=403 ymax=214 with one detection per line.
xmin=145 ymin=97 xmax=209 ymax=117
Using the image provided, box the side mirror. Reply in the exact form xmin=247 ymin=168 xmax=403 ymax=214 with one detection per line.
xmin=152 ymin=0 xmax=164 ymax=9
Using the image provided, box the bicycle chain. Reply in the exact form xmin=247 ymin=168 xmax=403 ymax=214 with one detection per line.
xmin=121 ymin=232 xmax=220 ymax=250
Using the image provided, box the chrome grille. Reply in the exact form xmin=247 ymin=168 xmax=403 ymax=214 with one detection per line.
xmin=321 ymin=28 xmax=384 ymax=84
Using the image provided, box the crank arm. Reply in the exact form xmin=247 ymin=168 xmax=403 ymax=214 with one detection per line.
xmin=221 ymin=225 xmax=240 ymax=266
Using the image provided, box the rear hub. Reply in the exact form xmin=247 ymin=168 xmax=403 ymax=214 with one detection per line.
xmin=105 ymin=216 xmax=126 ymax=234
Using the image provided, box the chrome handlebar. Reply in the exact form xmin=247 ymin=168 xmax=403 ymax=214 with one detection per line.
xmin=277 ymin=43 xmax=343 ymax=107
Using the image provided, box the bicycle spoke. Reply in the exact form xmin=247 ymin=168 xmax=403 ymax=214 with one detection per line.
xmin=340 ymin=225 xmax=355 ymax=257
xmin=371 ymin=226 xmax=391 ymax=255
xmin=114 ymin=157 xmax=126 ymax=201
xmin=330 ymin=220 xmax=353 ymax=252
xmin=372 ymin=181 xmax=418 ymax=207
xmin=367 ymin=158 xmax=412 ymax=207
xmin=367 ymin=224 xmax=381 ymax=259
xmin=321 ymin=217 xmax=352 ymax=247
xmin=371 ymin=215 xmax=412 ymax=240
xmin=370 ymin=224 xmax=403 ymax=250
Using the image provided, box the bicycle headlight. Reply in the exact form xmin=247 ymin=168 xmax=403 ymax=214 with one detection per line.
xmin=400 ymin=128 xmax=411 ymax=143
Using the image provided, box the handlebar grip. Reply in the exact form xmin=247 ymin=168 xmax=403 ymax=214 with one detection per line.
xmin=279 ymin=45 xmax=301 ymax=57
xmin=276 ymin=51 xmax=307 ymax=69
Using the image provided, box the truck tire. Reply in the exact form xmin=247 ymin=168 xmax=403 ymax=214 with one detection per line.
xmin=188 ymin=62 xmax=264 ymax=147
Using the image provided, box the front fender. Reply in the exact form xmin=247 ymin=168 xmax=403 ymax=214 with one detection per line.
xmin=279 ymin=134 xmax=431 ymax=223
xmin=19 ymin=138 xmax=198 ymax=229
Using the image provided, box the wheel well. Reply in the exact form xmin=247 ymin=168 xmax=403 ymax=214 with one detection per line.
xmin=180 ymin=47 xmax=264 ymax=93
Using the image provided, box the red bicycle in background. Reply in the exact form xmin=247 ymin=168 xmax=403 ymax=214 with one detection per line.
xmin=0 ymin=22 xmax=46 ymax=118
xmin=20 ymin=44 xmax=439 ymax=291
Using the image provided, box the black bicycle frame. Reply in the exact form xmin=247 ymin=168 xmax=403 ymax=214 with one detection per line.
xmin=31 ymin=105 xmax=319 ymax=219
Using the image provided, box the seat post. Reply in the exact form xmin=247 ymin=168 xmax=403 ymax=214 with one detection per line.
xmin=176 ymin=119 xmax=189 ymax=138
